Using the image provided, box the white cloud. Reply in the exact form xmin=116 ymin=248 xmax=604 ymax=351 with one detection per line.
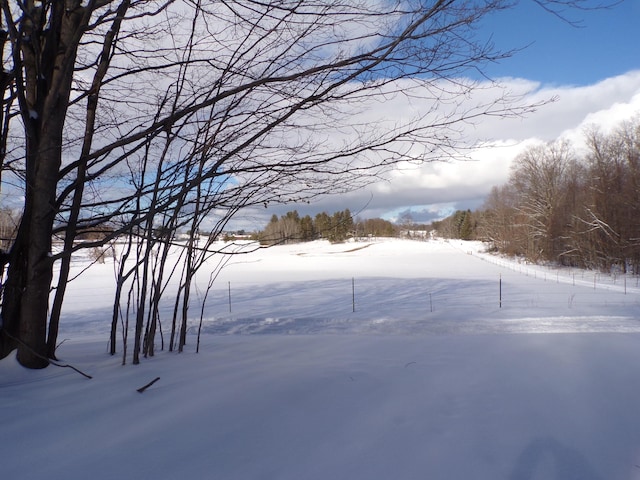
xmin=230 ymin=70 xmax=640 ymax=231
xmin=366 ymin=71 xmax=640 ymax=219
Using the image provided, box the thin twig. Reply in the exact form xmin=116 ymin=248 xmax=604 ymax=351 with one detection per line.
xmin=3 ymin=330 xmax=93 ymax=379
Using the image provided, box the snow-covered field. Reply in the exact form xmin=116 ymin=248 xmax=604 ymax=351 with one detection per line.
xmin=3 ymin=238 xmax=640 ymax=479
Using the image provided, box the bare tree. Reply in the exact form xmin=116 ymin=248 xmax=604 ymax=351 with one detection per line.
xmin=509 ymin=140 xmax=575 ymax=261
xmin=0 ymin=207 xmax=17 ymax=250
xmin=577 ymin=120 xmax=640 ymax=271
xmin=0 ymin=0 xmax=572 ymax=368
xmin=478 ymin=184 xmax=523 ymax=254
xmin=480 ymin=117 xmax=640 ymax=271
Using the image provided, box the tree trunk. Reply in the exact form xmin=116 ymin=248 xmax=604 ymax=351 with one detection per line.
xmin=0 ymin=2 xmax=87 ymax=367
xmin=17 ymin=181 xmax=55 ymax=368
xmin=13 ymin=135 xmax=62 ymax=368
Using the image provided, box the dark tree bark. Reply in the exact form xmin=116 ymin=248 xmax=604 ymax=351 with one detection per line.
xmin=1 ymin=1 xmax=89 ymax=367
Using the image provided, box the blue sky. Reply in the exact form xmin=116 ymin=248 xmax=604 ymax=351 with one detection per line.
xmin=480 ymin=0 xmax=639 ymax=86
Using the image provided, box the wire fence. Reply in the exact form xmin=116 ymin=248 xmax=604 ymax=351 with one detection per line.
xmin=61 ymin=264 xmax=640 ymax=317
xmin=56 ymin=245 xmax=640 ymax=337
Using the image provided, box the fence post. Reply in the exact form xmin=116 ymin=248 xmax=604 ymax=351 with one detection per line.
xmin=499 ymin=274 xmax=502 ymax=308
xmin=352 ymin=277 xmax=355 ymax=313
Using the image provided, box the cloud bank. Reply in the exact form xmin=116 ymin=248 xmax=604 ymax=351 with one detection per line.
xmin=238 ymin=70 xmax=640 ymax=229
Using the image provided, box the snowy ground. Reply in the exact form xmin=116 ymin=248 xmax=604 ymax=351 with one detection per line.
xmin=3 ymin=238 xmax=640 ymax=480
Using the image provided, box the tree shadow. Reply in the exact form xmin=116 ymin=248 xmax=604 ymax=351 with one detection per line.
xmin=509 ymin=436 xmax=603 ymax=480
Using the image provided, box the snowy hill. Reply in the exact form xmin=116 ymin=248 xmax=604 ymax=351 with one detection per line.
xmin=2 ymin=238 xmax=640 ymax=479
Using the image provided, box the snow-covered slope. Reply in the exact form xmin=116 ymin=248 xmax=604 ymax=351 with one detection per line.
xmin=2 ymin=238 xmax=640 ymax=480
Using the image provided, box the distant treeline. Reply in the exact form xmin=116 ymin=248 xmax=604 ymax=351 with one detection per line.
xmin=431 ymin=209 xmax=477 ymax=241
xmin=437 ymin=116 xmax=640 ymax=273
xmin=258 ymin=209 xmax=399 ymax=244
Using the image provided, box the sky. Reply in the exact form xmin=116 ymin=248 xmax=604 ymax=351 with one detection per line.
xmin=242 ymin=0 xmax=640 ymax=229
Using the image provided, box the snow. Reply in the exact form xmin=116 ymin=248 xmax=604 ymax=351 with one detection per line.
xmin=3 ymin=238 xmax=640 ymax=480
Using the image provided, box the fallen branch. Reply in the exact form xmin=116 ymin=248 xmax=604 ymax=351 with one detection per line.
xmin=137 ymin=377 xmax=160 ymax=393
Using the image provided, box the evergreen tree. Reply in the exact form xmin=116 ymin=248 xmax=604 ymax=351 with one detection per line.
xmin=314 ymin=212 xmax=332 ymax=239
xmin=300 ymin=215 xmax=315 ymax=241
xmin=459 ymin=210 xmax=474 ymax=240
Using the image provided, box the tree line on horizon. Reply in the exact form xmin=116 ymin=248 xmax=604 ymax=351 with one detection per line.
xmin=437 ymin=116 xmax=640 ymax=273
xmin=258 ymin=209 xmax=400 ymax=244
